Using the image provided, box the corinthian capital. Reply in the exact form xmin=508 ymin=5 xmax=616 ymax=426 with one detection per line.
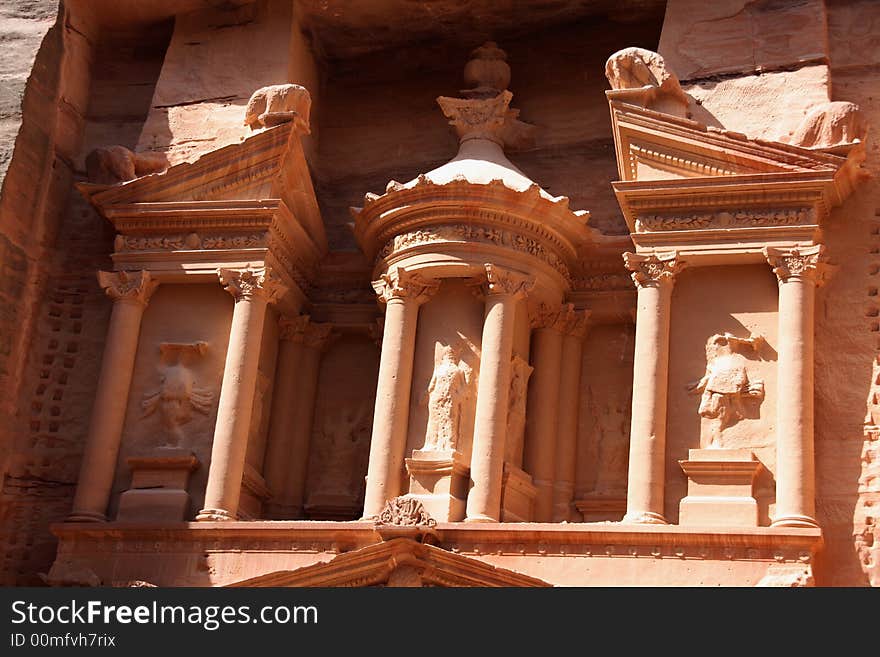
xmin=560 ymin=306 xmax=592 ymax=338
xmin=218 ymin=267 xmax=287 ymax=303
xmin=478 ymin=263 xmax=535 ymax=299
xmin=303 ymin=322 xmax=335 ymax=350
xmin=278 ymin=314 xmax=311 ymax=343
xmin=763 ymin=245 xmax=830 ymax=284
xmin=97 ymin=270 xmax=159 ymax=306
xmin=623 ymin=252 xmax=685 ymax=288
xmin=372 ymin=269 xmax=439 ymax=305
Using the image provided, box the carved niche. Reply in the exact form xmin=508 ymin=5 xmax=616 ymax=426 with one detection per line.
xmin=307 ymin=401 xmax=373 ymax=510
xmin=420 ymin=342 xmax=474 ymax=452
xmin=141 ymin=342 xmax=214 ymax=448
xmin=687 ymin=333 xmax=765 ymax=449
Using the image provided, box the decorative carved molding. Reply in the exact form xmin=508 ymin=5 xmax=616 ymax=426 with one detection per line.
xmin=628 ymin=144 xmax=738 ymax=178
xmin=376 ymin=222 xmax=571 ymax=280
xmin=96 ymin=270 xmax=159 ymax=306
xmin=375 ymin=496 xmax=437 ymax=528
xmin=622 ymin=252 xmax=685 ymax=288
xmin=372 ymin=269 xmax=439 ymax=305
xmin=634 ymin=208 xmax=815 ymax=232
xmin=114 ymin=232 xmax=266 ymax=252
xmin=218 ymin=267 xmax=287 ymax=303
xmin=763 ymin=245 xmax=830 ymax=284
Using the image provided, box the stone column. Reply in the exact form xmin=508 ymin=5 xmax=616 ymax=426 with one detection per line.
xmin=764 ymin=245 xmax=827 ymax=528
xmin=361 ymin=269 xmax=438 ymax=519
xmin=552 ymin=307 xmax=591 ymax=522
xmin=523 ymin=303 xmax=566 ymax=522
xmin=197 ymin=268 xmax=285 ymax=521
xmin=622 ymin=252 xmax=684 ymax=524
xmin=68 ymin=271 xmax=158 ymax=522
xmin=263 ymin=315 xmax=308 ymax=518
xmin=283 ymin=319 xmax=333 ymax=518
xmin=466 ymin=264 xmax=534 ymax=523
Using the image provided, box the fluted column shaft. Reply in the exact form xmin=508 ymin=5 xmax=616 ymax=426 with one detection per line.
xmin=198 ymin=268 xmax=284 ymax=521
xmin=466 ymin=264 xmax=533 ymax=523
xmin=765 ymin=245 xmax=826 ymax=528
xmin=622 ymin=253 xmax=683 ymax=524
xmin=68 ymin=271 xmax=158 ymax=522
xmin=362 ymin=270 xmax=438 ymax=519
xmin=552 ymin=309 xmax=590 ymax=522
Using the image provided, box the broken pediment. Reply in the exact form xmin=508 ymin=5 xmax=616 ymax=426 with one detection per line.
xmin=607 ymin=100 xmax=868 ymax=261
xmin=224 ymin=538 xmax=550 ymax=587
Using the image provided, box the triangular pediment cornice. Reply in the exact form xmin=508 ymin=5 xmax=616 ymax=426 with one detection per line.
xmin=224 ymin=538 xmax=550 ymax=588
xmin=609 ymin=100 xmax=847 ymax=183
xmin=608 ymin=100 xmax=867 ymax=260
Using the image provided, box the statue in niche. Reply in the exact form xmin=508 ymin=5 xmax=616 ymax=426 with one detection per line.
xmin=142 ymin=342 xmax=214 ymax=447
xmin=421 ymin=342 xmax=474 ymax=452
xmin=687 ymin=333 xmax=765 ymax=448
xmin=311 ymin=402 xmax=372 ymax=500
xmin=594 ymin=402 xmax=631 ymax=495
xmin=505 ymin=355 xmax=533 ymax=465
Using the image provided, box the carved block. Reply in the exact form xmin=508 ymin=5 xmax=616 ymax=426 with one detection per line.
xmin=500 ymin=462 xmax=537 ymax=522
xmin=405 ymin=449 xmax=469 ymax=522
xmin=678 ymin=449 xmax=763 ymax=527
xmin=116 ymin=450 xmax=199 ymax=522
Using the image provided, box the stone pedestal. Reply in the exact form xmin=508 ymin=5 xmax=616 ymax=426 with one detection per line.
xmin=575 ymin=495 xmax=627 ymax=523
xmin=117 ymin=450 xmax=199 ymax=522
xmin=500 ymin=463 xmax=537 ymax=522
xmin=405 ymin=449 xmax=469 ymax=522
xmin=678 ymin=449 xmax=763 ymax=527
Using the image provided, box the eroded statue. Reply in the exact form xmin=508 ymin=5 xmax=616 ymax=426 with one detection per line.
xmin=85 ymin=145 xmax=168 ymax=185
xmin=786 ymin=101 xmax=867 ymax=151
xmin=142 ymin=342 xmax=214 ymax=447
xmin=687 ymin=333 xmax=765 ymax=448
xmin=421 ymin=343 xmax=473 ymax=452
xmin=604 ymin=47 xmax=689 ymax=107
xmin=505 ymin=355 xmax=533 ymax=465
xmin=311 ymin=402 xmax=372 ymax=499
xmin=244 ymin=83 xmax=311 ymax=132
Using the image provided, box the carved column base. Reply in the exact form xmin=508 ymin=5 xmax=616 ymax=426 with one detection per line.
xmin=195 ymin=508 xmax=236 ymax=522
xmin=66 ymin=511 xmax=107 ymax=523
xmin=117 ymin=450 xmax=199 ymax=522
xmin=575 ymin=494 xmax=627 ymax=523
xmin=679 ymin=448 xmax=763 ymax=527
xmin=622 ymin=511 xmax=668 ymax=524
xmin=771 ymin=514 xmax=820 ymax=529
xmin=500 ymin=462 xmax=537 ymax=522
xmin=405 ymin=449 xmax=469 ymax=522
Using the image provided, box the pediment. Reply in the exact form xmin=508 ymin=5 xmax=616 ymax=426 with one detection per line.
xmin=79 ymin=124 xmax=326 ymax=253
xmin=225 ymin=538 xmax=551 ymax=588
xmin=609 ymin=100 xmax=846 ymax=183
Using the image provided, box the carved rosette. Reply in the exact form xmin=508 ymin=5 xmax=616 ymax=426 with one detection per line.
xmin=218 ymin=267 xmax=287 ymax=303
xmin=763 ymin=245 xmax=830 ymax=285
xmin=476 ymin=263 xmax=534 ymax=299
xmin=97 ymin=270 xmax=159 ymax=307
xmin=371 ymin=269 xmax=439 ymax=306
xmin=622 ymin=252 xmax=685 ymax=288
xmin=375 ymin=496 xmax=437 ymax=528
